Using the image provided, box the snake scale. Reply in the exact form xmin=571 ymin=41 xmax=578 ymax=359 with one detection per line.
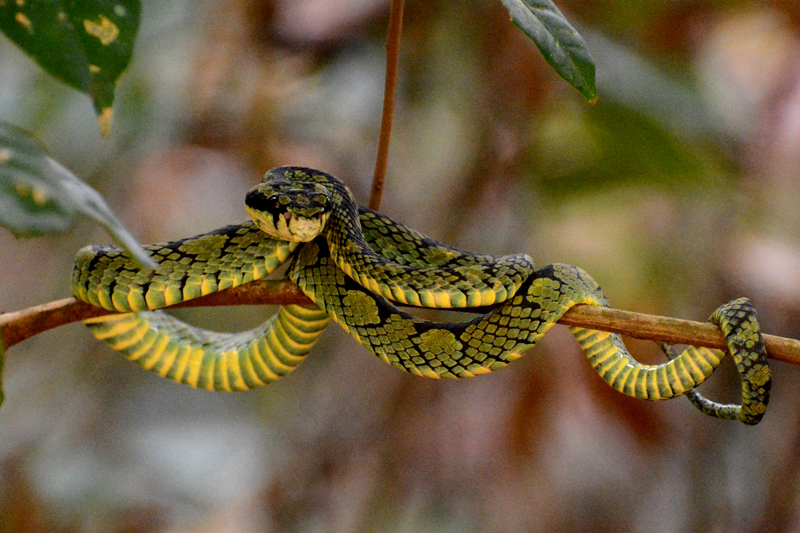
xmin=72 ymin=167 xmax=771 ymax=424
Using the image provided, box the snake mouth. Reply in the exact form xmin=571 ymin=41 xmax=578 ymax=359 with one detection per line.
xmin=282 ymin=212 xmax=330 ymax=242
xmin=248 ymin=206 xmax=330 ymax=242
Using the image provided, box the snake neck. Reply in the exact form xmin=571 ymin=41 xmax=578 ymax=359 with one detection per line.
xmin=266 ymin=167 xmax=380 ymax=283
xmin=267 ymin=166 xmax=534 ymax=308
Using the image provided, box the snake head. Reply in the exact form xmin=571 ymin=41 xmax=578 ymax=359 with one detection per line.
xmin=245 ymin=180 xmax=332 ymax=242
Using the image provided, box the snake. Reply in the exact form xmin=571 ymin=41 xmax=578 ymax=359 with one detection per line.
xmin=72 ymin=166 xmax=771 ymax=424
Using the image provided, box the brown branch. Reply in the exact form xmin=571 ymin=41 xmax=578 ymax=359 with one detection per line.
xmin=369 ymin=0 xmax=405 ymax=211
xmin=2 ymin=280 xmax=799 ymax=367
xmin=557 ymin=305 xmax=800 ymax=366
xmin=0 ymin=280 xmax=312 ymax=349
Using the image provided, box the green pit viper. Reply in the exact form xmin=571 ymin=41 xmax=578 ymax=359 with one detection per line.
xmin=72 ymin=167 xmax=771 ymax=425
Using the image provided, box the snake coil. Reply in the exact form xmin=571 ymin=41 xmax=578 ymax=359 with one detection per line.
xmin=73 ymin=167 xmax=771 ymax=424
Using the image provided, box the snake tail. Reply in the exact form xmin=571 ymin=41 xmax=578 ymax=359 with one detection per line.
xmin=660 ymin=298 xmax=770 ymax=425
xmin=84 ymin=305 xmax=331 ymax=391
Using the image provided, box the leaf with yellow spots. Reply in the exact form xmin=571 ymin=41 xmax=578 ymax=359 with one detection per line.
xmin=0 ymin=0 xmax=140 ymax=136
xmin=0 ymin=123 xmax=156 ymax=268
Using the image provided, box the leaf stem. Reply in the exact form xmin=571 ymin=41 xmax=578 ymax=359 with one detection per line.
xmin=369 ymin=0 xmax=405 ymax=211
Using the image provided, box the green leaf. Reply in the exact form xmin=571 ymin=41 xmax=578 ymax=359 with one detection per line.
xmin=0 ymin=0 xmax=141 ymax=135
xmin=0 ymin=123 xmax=156 ymax=268
xmin=500 ymin=0 xmax=597 ymax=102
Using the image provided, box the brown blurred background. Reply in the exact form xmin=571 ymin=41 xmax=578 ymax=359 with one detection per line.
xmin=2 ymin=0 xmax=800 ymax=531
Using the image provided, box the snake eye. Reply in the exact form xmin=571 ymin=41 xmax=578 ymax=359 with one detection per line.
xmin=266 ymin=194 xmax=282 ymax=211
xmin=245 ymin=190 xmax=283 ymax=214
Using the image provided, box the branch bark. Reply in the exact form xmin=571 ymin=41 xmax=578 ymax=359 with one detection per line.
xmin=2 ymin=279 xmax=799 ymax=366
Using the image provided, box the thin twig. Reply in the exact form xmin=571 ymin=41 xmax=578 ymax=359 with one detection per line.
xmin=369 ymin=0 xmax=405 ymax=211
xmin=2 ymin=280 xmax=799 ymax=366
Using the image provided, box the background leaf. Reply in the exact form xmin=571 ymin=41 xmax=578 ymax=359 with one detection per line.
xmin=0 ymin=123 xmax=155 ymax=268
xmin=500 ymin=0 xmax=597 ymax=101
xmin=0 ymin=0 xmax=141 ymax=135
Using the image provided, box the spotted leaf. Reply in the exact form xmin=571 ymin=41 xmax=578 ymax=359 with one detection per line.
xmin=0 ymin=0 xmax=141 ymax=135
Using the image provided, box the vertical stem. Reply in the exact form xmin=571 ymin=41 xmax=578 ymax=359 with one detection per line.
xmin=369 ymin=0 xmax=405 ymax=211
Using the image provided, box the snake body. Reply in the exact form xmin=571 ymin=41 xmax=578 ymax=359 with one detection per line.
xmin=73 ymin=167 xmax=771 ymax=424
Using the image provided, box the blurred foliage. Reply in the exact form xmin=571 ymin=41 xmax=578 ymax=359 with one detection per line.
xmin=1 ymin=0 xmax=800 ymax=532
xmin=0 ymin=123 xmax=154 ymax=267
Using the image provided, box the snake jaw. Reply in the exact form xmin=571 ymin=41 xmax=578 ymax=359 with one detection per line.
xmin=285 ymin=211 xmax=331 ymax=242
xmin=247 ymin=205 xmax=330 ymax=242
